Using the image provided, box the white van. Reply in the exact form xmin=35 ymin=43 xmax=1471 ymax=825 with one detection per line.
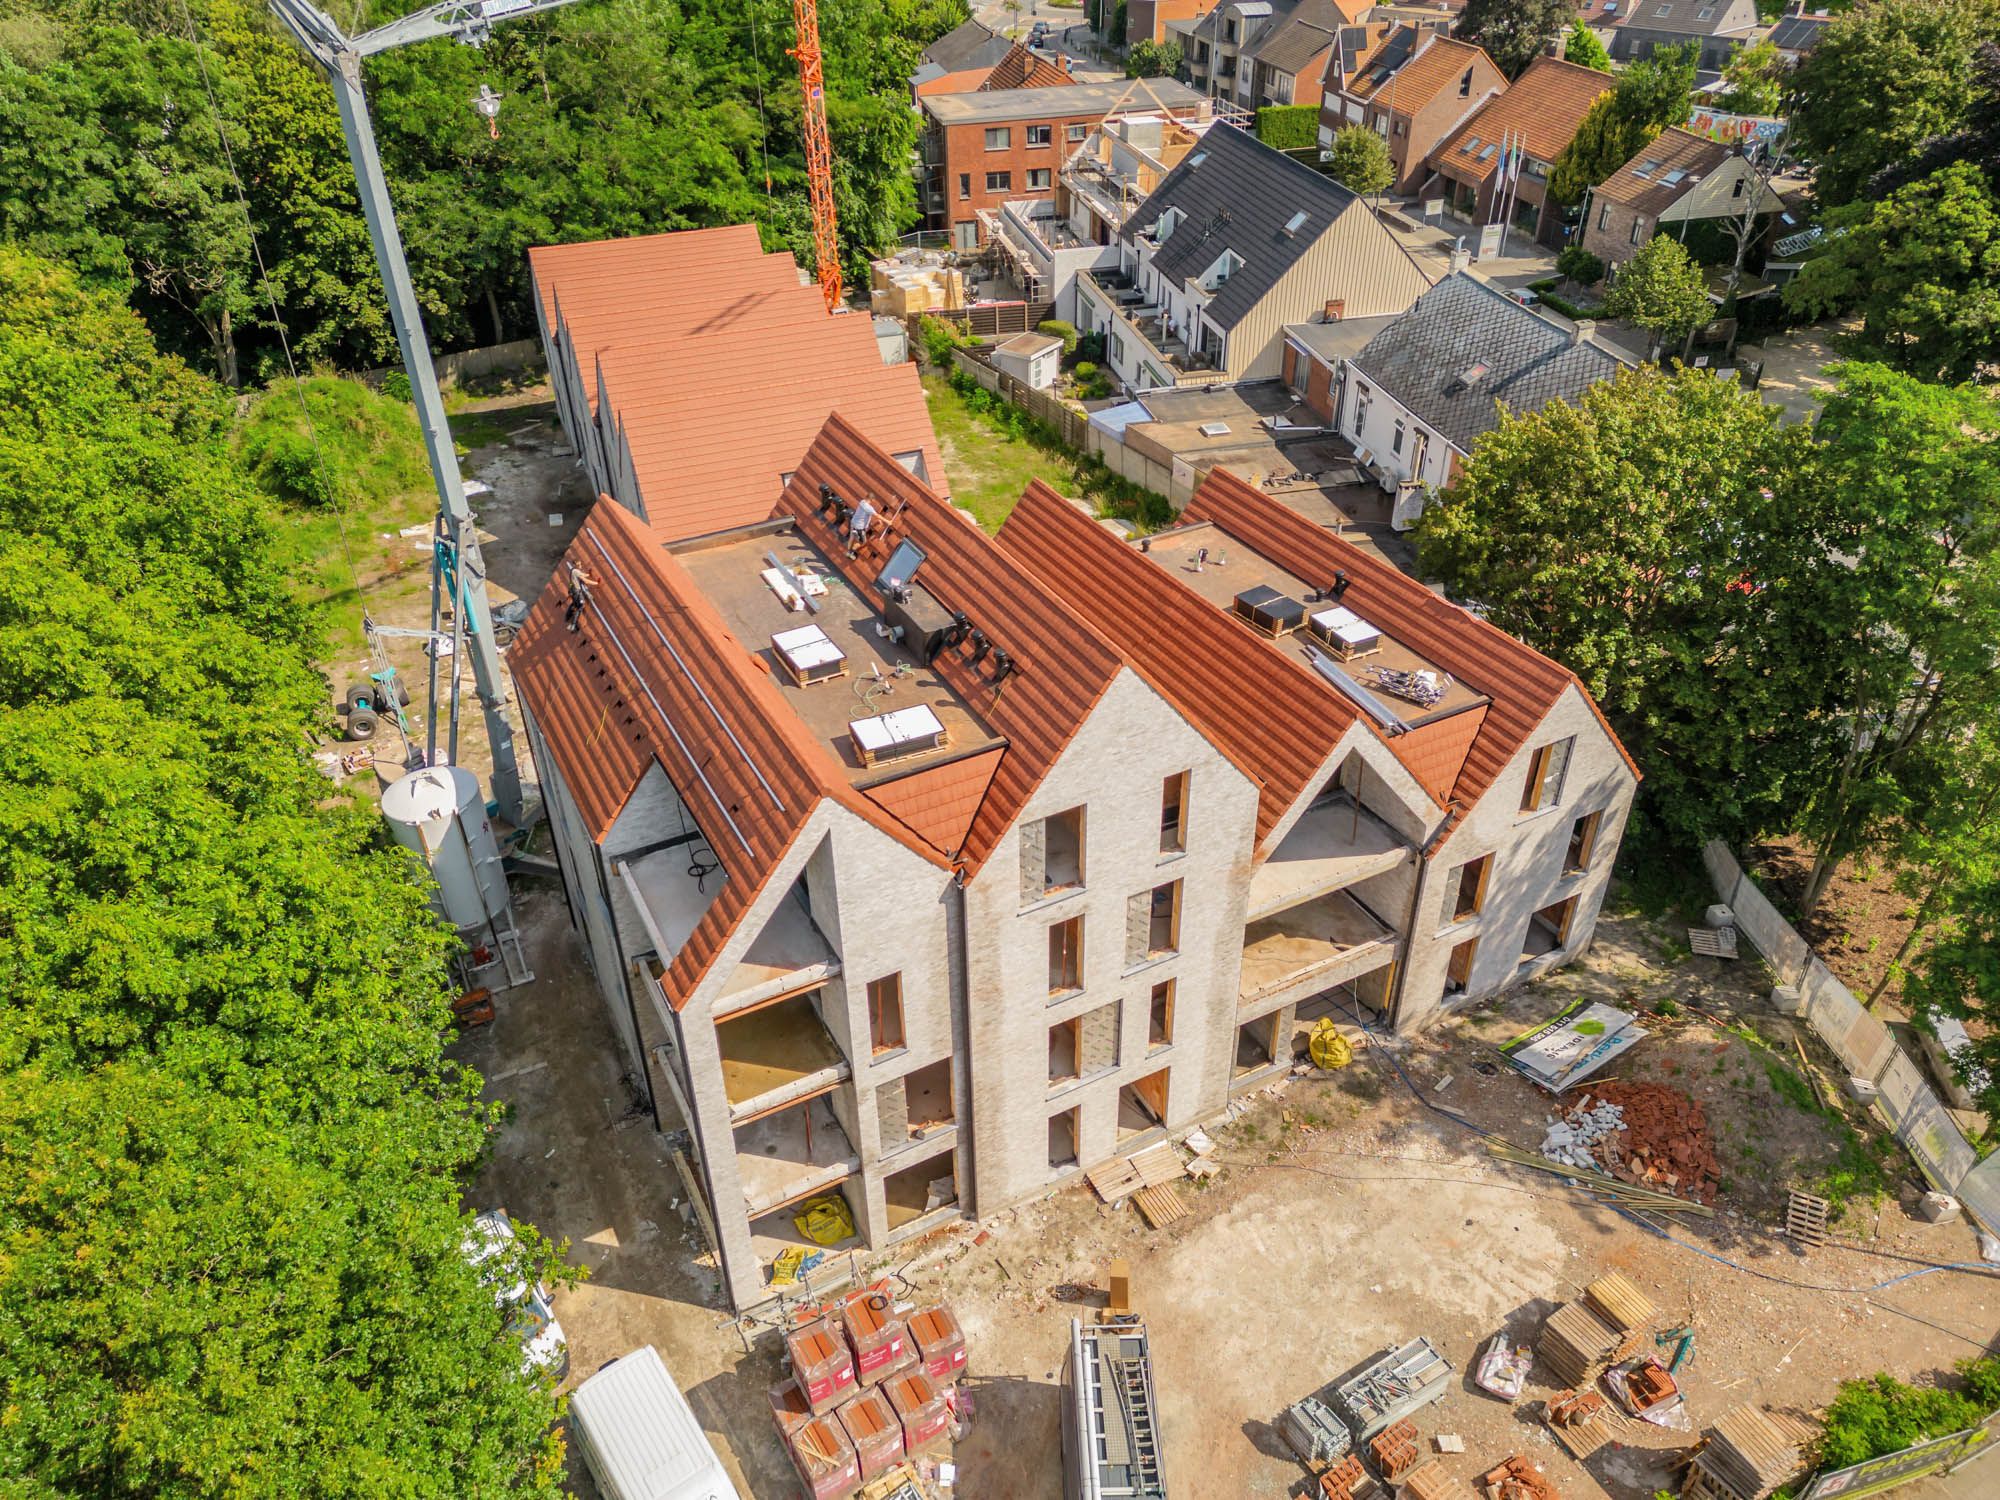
xmin=569 ymin=1345 xmax=741 ymax=1500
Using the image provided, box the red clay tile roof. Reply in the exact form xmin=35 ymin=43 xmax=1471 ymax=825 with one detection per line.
xmin=981 ymin=44 xmax=1071 ymax=90
xmin=998 ymin=483 xmax=1371 ymax=845
xmin=915 ymin=65 xmax=996 ymax=96
xmin=1183 ymin=470 xmax=1638 ymax=833
xmin=1348 ymin=33 xmax=1500 ymax=111
xmin=529 ymin=228 xmax=944 ymax=545
xmin=509 ymin=498 xmax=946 ymax=1010
xmin=1593 ymin=126 xmax=1732 ymax=215
xmin=781 ymin=418 xmax=1127 ymax=873
xmin=1430 ymin=55 xmax=1612 ymax=176
xmin=865 ymin=747 xmax=1004 ymax=858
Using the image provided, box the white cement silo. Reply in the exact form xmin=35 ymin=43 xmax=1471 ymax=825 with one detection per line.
xmin=381 ymin=764 xmax=509 ymax=930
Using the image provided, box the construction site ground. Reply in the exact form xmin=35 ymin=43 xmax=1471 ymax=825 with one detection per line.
xmin=464 ymin=886 xmax=2000 ymax=1500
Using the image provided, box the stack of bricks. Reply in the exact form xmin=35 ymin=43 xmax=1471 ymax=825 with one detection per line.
xmin=1573 ymin=1081 xmax=1721 ymax=1204
xmin=1369 ymin=1419 xmax=1421 ymax=1480
xmin=1319 ymin=1454 xmax=1371 ymax=1500
xmin=1482 ymin=1455 xmax=1563 ymax=1500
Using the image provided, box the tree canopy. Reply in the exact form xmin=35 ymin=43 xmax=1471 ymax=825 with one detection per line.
xmin=1564 ymin=20 xmax=1612 ymax=73
xmin=0 ymin=245 xmax=571 ymax=1495
xmin=1546 ymin=43 xmax=1693 ymax=204
xmin=0 ymin=0 xmax=966 ymax=378
xmin=1127 ymin=39 xmax=1181 ymax=78
xmin=1604 ymin=234 xmax=1714 ymax=353
xmin=1457 ymin=0 xmax=1572 ymax=78
xmin=1716 ymin=37 xmax=1787 ymax=115
xmin=1327 ymin=125 xmax=1394 ymax=197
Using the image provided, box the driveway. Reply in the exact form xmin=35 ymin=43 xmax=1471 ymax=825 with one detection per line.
xmin=1742 ymin=320 xmax=1852 ymax=422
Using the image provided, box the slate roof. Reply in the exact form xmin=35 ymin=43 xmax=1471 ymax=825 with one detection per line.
xmin=1430 ymin=55 xmax=1612 ymax=174
xmin=1619 ymin=0 xmax=1760 ymax=35
xmin=1253 ymin=0 xmax=1359 ymax=77
xmin=923 ymin=18 xmax=1013 ymax=72
xmin=1594 ymin=126 xmax=1732 ymax=215
xmin=1121 ymin=123 xmax=1364 ymax=333
xmin=1346 ymin=272 xmax=1626 ymax=454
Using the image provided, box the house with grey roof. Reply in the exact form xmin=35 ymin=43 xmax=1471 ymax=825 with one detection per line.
xmin=1073 ymin=122 xmax=1432 ymax=391
xmin=1768 ymin=3 xmax=1832 ymax=61
xmin=914 ymin=18 xmax=1014 ymax=88
xmin=1334 ymin=272 xmax=1628 ymax=528
xmin=1609 ymin=0 xmax=1765 ymax=72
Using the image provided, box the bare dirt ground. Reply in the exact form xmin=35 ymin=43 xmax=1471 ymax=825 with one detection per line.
xmin=1745 ymin=839 xmax=1920 ymax=1015
xmin=462 ymin=890 xmax=2000 ymax=1500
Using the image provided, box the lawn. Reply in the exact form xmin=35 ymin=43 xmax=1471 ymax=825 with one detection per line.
xmin=922 ymin=372 xmax=1080 ymax=532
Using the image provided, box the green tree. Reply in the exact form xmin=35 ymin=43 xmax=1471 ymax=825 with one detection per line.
xmin=1556 ymin=243 xmax=1604 ymax=288
xmin=1546 ymin=43 xmax=1691 ymax=203
xmin=1788 ymin=0 xmax=2000 ymax=207
xmin=1603 ymin=233 xmax=1713 ymax=357
xmin=1717 ymin=37 xmax=1787 ymax=115
xmin=1127 ymin=39 xmax=1182 ymax=77
xmin=0 ymin=246 xmax=573 ymax=1495
xmin=1457 ymin=0 xmax=1572 ymax=78
xmin=1414 ymin=365 xmax=1822 ymax=846
xmin=1904 ymin=872 xmax=2000 ymax=1102
xmin=1564 ymin=20 xmax=1612 ymax=72
xmin=1785 ymin=162 xmax=2000 ymax=382
xmin=1327 ymin=124 xmax=1394 ymax=197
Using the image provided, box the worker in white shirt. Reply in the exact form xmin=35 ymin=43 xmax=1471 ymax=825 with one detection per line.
xmin=846 ymin=495 xmax=878 ymax=556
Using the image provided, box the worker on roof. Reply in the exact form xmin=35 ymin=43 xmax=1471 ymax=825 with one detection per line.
xmin=846 ymin=495 xmax=877 ymax=557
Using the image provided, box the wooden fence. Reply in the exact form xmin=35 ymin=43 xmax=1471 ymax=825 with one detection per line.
xmin=919 ymin=300 xmax=1056 ymax=339
xmin=949 ymin=347 xmax=1090 ymax=449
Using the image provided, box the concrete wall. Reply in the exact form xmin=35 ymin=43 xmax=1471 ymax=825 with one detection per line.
xmin=1394 ymin=685 xmax=1637 ymax=1029
xmin=960 ymin=668 xmax=1262 ymax=1209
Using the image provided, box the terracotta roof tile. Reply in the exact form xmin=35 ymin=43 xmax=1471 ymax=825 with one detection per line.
xmin=1430 ymin=55 xmax=1611 ymax=175
xmin=509 ymin=498 xmax=946 ymax=1010
xmin=916 ymin=65 xmax=995 ymax=96
xmin=529 ymin=230 xmax=944 ymax=545
xmin=980 ymin=44 xmax=1071 ymax=90
xmin=782 ymin=419 xmax=1126 ymax=872
xmin=1593 ymin=126 xmax=1732 ymax=216
xmin=864 ymin=747 xmax=1004 ymax=857
xmin=1349 ymin=33 xmax=1500 ymax=110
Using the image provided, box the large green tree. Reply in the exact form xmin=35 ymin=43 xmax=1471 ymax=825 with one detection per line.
xmin=1456 ymin=0 xmax=1571 ymax=78
xmin=1546 ymin=43 xmax=1692 ymax=204
xmin=0 ymin=246 xmax=572 ymax=1495
xmin=1604 ymin=233 xmax=1714 ymax=357
xmin=1413 ymin=365 xmax=1823 ymax=846
xmin=1563 ymin=20 xmax=1611 ymax=73
xmin=1785 ymin=161 xmax=2000 ymax=382
xmin=1788 ymin=0 xmax=2000 ymax=207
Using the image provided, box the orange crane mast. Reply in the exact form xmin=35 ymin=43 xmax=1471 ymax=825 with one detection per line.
xmin=790 ymin=0 xmax=844 ymax=312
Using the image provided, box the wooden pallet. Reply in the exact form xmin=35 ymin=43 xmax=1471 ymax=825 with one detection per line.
xmin=1401 ymin=1460 xmax=1453 ymax=1500
xmin=1087 ymin=1142 xmax=1182 ymax=1204
xmin=1132 ymin=1182 xmax=1189 ymax=1228
xmin=1784 ymin=1190 xmax=1830 ymax=1246
xmin=1689 ymin=925 xmax=1740 ymax=958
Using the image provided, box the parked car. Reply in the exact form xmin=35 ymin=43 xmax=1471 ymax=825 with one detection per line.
xmin=463 ymin=1208 xmax=569 ymax=1379
xmin=569 ymin=1345 xmax=742 ymax=1500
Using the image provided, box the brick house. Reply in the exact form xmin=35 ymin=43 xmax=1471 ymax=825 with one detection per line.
xmin=1580 ymin=126 xmax=1786 ymax=272
xmin=1609 ymin=0 xmax=1765 ymax=71
xmin=1128 ymin=0 xmax=1223 ymax=47
xmin=1317 ymin=28 xmax=1506 ymax=195
xmin=1426 ymin=56 xmax=1613 ymax=250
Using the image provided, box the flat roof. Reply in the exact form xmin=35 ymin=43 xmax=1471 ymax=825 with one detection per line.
xmin=1140 ymin=522 xmax=1488 ymax=729
xmin=672 ymin=522 xmax=1005 ymax=788
xmin=922 ymin=77 xmax=1206 ymax=123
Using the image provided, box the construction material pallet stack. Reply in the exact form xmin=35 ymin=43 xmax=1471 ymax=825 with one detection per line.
xmin=772 ymin=1287 xmax=971 ymax=1499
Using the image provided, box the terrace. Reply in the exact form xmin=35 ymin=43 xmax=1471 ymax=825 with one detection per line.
xmin=1079 ymin=266 xmax=1229 ymax=387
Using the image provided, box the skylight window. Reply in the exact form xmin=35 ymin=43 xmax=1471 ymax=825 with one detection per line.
xmin=1633 ymin=159 xmax=1662 ymax=178
xmin=1459 ymin=135 xmax=1481 ymax=154
xmin=1478 ymin=143 xmax=1498 ymax=160
xmin=1662 ymin=167 xmax=1689 ymax=186
xmin=1284 ymin=210 xmax=1309 ymax=235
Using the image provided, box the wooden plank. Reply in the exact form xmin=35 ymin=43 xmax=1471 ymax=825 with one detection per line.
xmin=1133 ymin=1182 xmax=1189 ymax=1228
xmin=1088 ymin=1157 xmax=1145 ymax=1204
xmin=1132 ymin=1141 xmax=1183 ymax=1189
xmin=1583 ymin=1272 xmax=1655 ymax=1333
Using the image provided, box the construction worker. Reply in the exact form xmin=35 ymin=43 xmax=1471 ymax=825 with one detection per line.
xmin=845 ymin=495 xmax=877 ymax=557
xmin=563 ymin=562 xmax=599 ymax=632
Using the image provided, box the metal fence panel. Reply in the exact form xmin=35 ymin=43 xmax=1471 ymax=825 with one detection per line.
xmin=1957 ymin=1153 xmax=2000 ymax=1232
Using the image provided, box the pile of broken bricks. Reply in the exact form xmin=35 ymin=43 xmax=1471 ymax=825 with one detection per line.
xmin=1545 ymin=1081 xmax=1721 ymax=1205
xmin=1481 ymin=1455 xmax=1563 ymax=1500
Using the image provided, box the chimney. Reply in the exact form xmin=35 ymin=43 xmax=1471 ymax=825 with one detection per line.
xmin=1324 ymin=298 xmax=1346 ymax=321
xmin=1571 ymin=319 xmax=1597 ymax=347
xmin=1447 ymin=246 xmax=1471 ymax=275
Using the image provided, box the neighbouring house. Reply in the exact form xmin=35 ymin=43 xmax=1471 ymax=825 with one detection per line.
xmin=918 ymin=78 xmax=1211 ymax=249
xmin=913 ymin=44 xmax=1070 ymax=104
xmin=1000 ymin=465 xmax=1640 ymax=1072
xmin=992 ymin=331 xmax=1064 ymax=389
xmin=1184 ymin=0 xmax=1364 ymax=112
xmin=513 ymin=402 xmax=1638 ymax=1311
xmin=1128 ymin=0 xmax=1224 ymax=47
xmin=983 ymin=99 xmax=1212 ymax=321
xmin=1609 ymin=0 xmax=1765 ymax=72
xmin=1317 ymin=28 xmax=1507 ymax=195
xmin=912 ymin=17 xmax=1014 ymax=91
xmin=1426 ymin=55 xmax=1614 ymax=249
xmin=1281 ymin=310 xmax=1401 ymax=424
xmin=529 ymin=225 xmax=943 ymax=543
xmin=1335 ymin=270 xmax=1627 ymax=524
xmin=1767 ymin=2 xmax=1832 ymax=62
xmin=1074 ymin=122 xmax=1433 ymax=391
xmin=1580 ymin=126 xmax=1785 ymax=271
xmin=1574 ymin=0 xmax=1630 ymax=45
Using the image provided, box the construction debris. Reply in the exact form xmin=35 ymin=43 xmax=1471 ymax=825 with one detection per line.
xmin=1088 ymin=1142 xmax=1183 ymax=1205
xmin=1132 ymin=1182 xmax=1190 ymax=1229
xmin=1486 ymin=1136 xmax=1717 ymax=1216
xmin=1543 ymin=1388 xmax=1612 ymax=1461
xmin=1538 ymin=1098 xmax=1625 ymax=1172
xmin=1481 ymin=1455 xmax=1563 ymax=1500
xmin=1604 ymin=1354 xmax=1685 ymax=1426
xmin=1502 ymin=999 xmax=1649 ymax=1090
xmin=1541 ymin=1081 xmax=1721 ymax=1205
xmin=1473 ymin=1333 xmax=1533 ymax=1401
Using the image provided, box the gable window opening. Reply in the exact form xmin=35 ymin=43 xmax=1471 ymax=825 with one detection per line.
xmin=1127 ymin=879 xmax=1182 ymax=966
xmin=1160 ymin=771 xmax=1189 ymax=854
xmin=1565 ymin=810 xmax=1603 ymax=875
xmin=1149 ymin=980 xmax=1175 ymax=1049
xmin=1448 ymin=853 xmax=1493 ymax=924
xmin=868 ymin=973 xmax=905 ymax=1054
xmin=1048 ymin=916 xmax=1084 ymax=995
xmin=1520 ymin=737 xmax=1575 ymax=814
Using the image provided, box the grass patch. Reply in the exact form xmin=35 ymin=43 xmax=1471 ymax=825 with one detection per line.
xmin=448 ymin=408 xmax=515 ymax=454
xmin=237 ymin=374 xmax=436 ymax=656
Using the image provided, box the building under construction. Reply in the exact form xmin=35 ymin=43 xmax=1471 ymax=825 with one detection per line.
xmin=514 ymin=230 xmax=1639 ymax=1308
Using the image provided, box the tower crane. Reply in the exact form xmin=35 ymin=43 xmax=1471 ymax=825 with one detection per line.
xmin=790 ymin=0 xmax=845 ymax=311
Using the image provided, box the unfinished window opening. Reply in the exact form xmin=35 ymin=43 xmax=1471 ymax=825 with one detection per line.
xmin=1048 ymin=916 xmax=1084 ymax=995
xmin=1446 ymin=854 xmax=1492 ymax=925
xmin=1022 ymin=805 xmax=1086 ymax=900
xmin=1126 ymin=880 xmax=1181 ymax=966
xmin=885 ymin=1149 xmax=958 ymax=1231
xmin=1234 ymin=1012 xmax=1281 ymax=1075
xmin=716 ymin=989 xmax=843 ymax=1114
xmin=1445 ymin=936 xmax=1478 ymax=995
xmin=1565 ymin=810 xmax=1602 ymax=875
xmin=902 ymin=1057 xmax=954 ymax=1137
xmin=1160 ymin=771 xmax=1188 ymax=854
xmin=867 ymin=973 xmax=905 ymax=1055
xmin=1118 ymin=1068 xmax=1170 ymax=1140
xmin=1520 ymin=737 xmax=1575 ymax=813
xmin=749 ymin=1183 xmax=860 ymax=1269
xmin=1148 ymin=980 xmax=1174 ymax=1050
xmin=1049 ymin=1107 xmax=1079 ymax=1171
xmin=1523 ymin=897 xmax=1576 ymax=962
xmin=1048 ymin=1016 xmax=1081 ymax=1087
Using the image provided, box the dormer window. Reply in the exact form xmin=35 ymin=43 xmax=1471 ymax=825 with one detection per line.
xmin=1156 ymin=206 xmax=1184 ymax=241
xmin=1200 ymin=249 xmax=1244 ymax=291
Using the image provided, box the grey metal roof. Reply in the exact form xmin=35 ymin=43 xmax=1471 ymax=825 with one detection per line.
xmin=922 ymin=18 xmax=1013 ymax=73
xmin=1346 ymin=272 xmax=1627 ymax=453
xmin=922 ymin=77 xmax=1207 ymax=124
xmin=1121 ymin=123 xmax=1366 ymax=333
